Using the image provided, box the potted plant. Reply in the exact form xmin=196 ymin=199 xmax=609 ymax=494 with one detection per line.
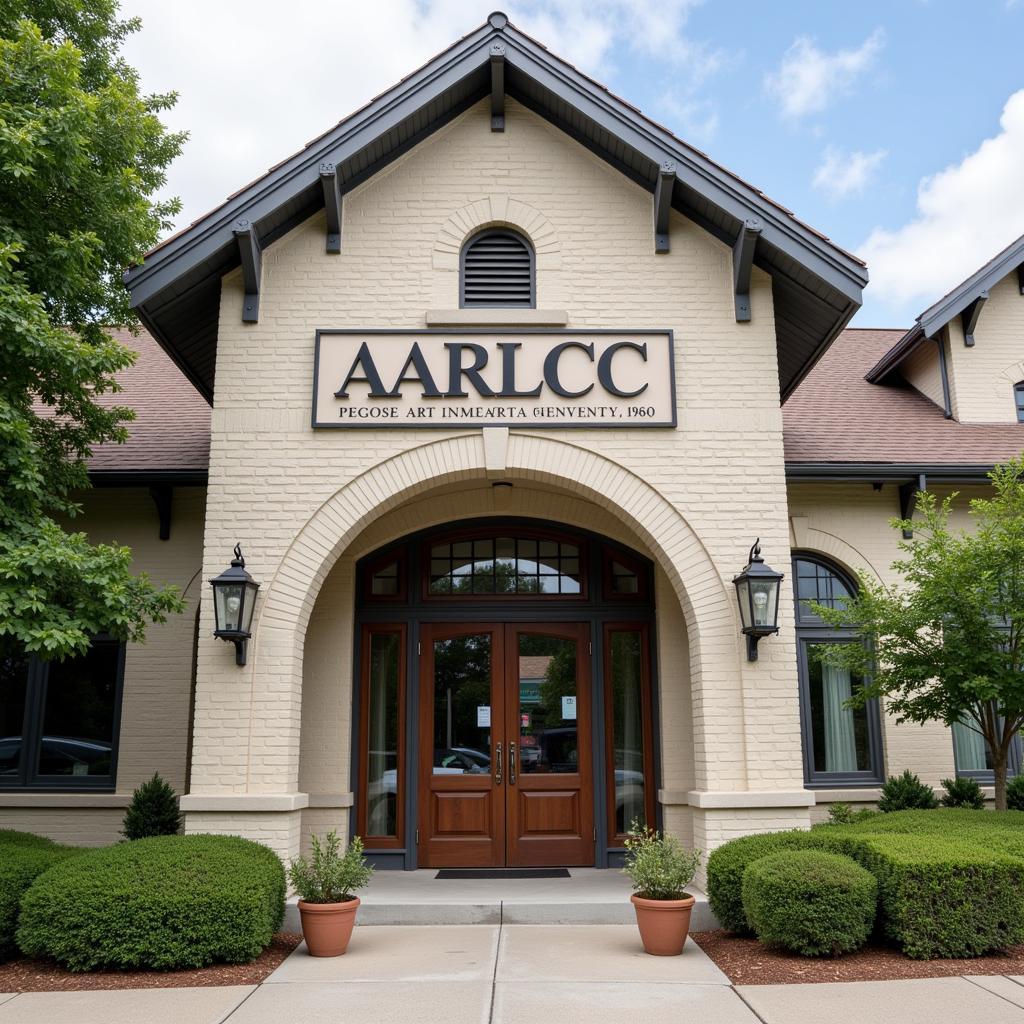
xmin=288 ymin=831 xmax=373 ymax=957
xmin=622 ymin=821 xmax=701 ymax=956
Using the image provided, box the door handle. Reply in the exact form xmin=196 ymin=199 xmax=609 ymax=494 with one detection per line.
xmin=494 ymin=743 xmax=503 ymax=786
xmin=509 ymin=742 xmax=517 ymax=785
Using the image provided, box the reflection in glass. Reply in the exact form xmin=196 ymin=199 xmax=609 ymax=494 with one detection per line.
xmin=609 ymin=560 xmax=639 ymax=595
xmin=609 ymin=630 xmax=646 ymax=833
xmin=429 ymin=536 xmax=581 ymax=595
xmin=517 ymin=634 xmax=577 ymax=774
xmin=952 ymin=717 xmax=991 ymax=772
xmin=433 ymin=635 xmax=492 ymax=775
xmin=807 ymin=644 xmax=869 ymax=773
xmin=366 ymin=632 xmax=400 ymax=836
xmin=38 ymin=641 xmax=119 ymax=777
xmin=0 ymin=652 xmax=28 ymax=778
xmin=370 ymin=561 xmax=400 ymax=596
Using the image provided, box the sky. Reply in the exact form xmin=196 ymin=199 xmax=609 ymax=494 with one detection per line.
xmin=119 ymin=0 xmax=1024 ymax=329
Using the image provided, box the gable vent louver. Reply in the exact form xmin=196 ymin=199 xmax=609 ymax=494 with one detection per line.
xmin=461 ymin=230 xmax=534 ymax=307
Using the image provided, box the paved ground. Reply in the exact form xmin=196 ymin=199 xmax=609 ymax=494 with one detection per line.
xmin=3 ymin=926 xmax=1024 ymax=1023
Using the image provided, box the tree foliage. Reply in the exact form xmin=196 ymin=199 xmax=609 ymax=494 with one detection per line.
xmin=812 ymin=457 xmax=1024 ymax=810
xmin=0 ymin=1 xmax=186 ymax=659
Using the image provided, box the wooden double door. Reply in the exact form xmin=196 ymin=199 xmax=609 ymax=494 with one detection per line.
xmin=417 ymin=622 xmax=594 ymax=867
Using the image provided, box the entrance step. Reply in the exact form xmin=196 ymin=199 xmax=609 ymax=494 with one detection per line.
xmin=283 ymin=868 xmax=717 ymax=929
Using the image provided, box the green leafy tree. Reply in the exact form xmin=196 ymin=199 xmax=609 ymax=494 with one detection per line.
xmin=0 ymin=2 xmax=186 ymax=660
xmin=812 ymin=457 xmax=1024 ymax=810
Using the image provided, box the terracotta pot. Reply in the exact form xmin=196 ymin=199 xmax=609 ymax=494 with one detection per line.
xmin=297 ymin=896 xmax=361 ymax=957
xmin=630 ymin=893 xmax=695 ymax=956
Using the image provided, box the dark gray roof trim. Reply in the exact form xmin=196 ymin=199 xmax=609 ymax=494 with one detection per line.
xmin=866 ymin=232 xmax=1024 ymax=384
xmin=125 ymin=12 xmax=867 ymax=404
xmin=786 ymin=462 xmax=995 ymax=482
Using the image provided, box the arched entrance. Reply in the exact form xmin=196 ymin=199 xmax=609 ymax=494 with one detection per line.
xmin=353 ymin=517 xmax=657 ymax=869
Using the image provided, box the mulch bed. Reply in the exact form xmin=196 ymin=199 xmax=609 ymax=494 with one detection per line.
xmin=0 ymin=932 xmax=302 ymax=991
xmin=692 ymin=930 xmax=1024 ymax=985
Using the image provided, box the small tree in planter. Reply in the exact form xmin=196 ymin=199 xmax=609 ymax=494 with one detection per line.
xmin=122 ymin=773 xmax=182 ymax=839
xmin=622 ymin=822 xmax=701 ymax=956
xmin=288 ymin=832 xmax=372 ymax=957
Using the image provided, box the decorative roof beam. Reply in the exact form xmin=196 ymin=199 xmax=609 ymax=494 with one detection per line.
xmin=935 ymin=337 xmax=953 ymax=419
xmin=490 ymin=43 xmax=505 ymax=132
xmin=149 ymin=485 xmax=173 ymax=541
xmin=1018 ymin=263 xmax=1024 ymax=295
xmin=319 ymin=163 xmax=343 ymax=254
xmin=898 ymin=473 xmax=927 ymax=539
xmin=653 ymin=162 xmax=674 ymax=254
xmin=960 ymin=290 xmax=988 ymax=347
xmin=233 ymin=221 xmax=262 ymax=323
xmin=733 ymin=218 xmax=762 ymax=322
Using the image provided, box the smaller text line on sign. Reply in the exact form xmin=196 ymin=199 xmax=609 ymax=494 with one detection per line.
xmin=312 ymin=329 xmax=676 ymax=429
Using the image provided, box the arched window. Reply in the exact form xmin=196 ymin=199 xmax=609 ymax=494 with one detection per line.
xmin=460 ymin=229 xmax=535 ymax=308
xmin=793 ymin=554 xmax=883 ymax=785
xmin=1014 ymin=381 xmax=1024 ymax=423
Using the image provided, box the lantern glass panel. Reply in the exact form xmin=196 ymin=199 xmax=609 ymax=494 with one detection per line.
xmin=239 ymin=581 xmax=257 ymax=634
xmin=735 ymin=579 xmax=752 ymax=630
xmin=215 ymin=582 xmax=245 ymax=633
xmin=750 ymin=579 xmax=777 ymax=629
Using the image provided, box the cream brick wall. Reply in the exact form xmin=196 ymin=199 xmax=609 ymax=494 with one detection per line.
xmin=0 ymin=487 xmax=205 ymax=845
xmin=788 ymin=481 xmax=993 ymax=806
xmin=185 ymin=96 xmax=812 ymax=858
xmin=945 ymin=271 xmax=1024 ymax=423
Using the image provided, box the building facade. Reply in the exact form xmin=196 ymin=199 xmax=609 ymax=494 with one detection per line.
xmin=3 ymin=14 xmax=1022 ymax=866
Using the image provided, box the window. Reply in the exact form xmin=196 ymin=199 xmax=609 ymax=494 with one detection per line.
xmin=793 ymin=555 xmax=883 ymax=785
xmin=1 ymin=638 xmax=124 ymax=789
xmin=1015 ymin=382 xmax=1024 ymax=423
xmin=603 ymin=549 xmax=649 ymax=600
xmin=952 ymin=710 xmax=1022 ymax=779
xmin=357 ymin=625 xmax=406 ymax=847
xmin=427 ymin=532 xmax=583 ymax=597
xmin=460 ymin=229 xmax=535 ymax=308
xmin=363 ymin=548 xmax=407 ymax=602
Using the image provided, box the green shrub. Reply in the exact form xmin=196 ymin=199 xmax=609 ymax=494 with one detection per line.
xmin=122 ymin=773 xmax=182 ymax=840
xmin=825 ymin=802 xmax=878 ymax=826
xmin=0 ymin=832 xmax=79 ymax=959
xmin=621 ymin=822 xmax=701 ymax=900
xmin=742 ymin=850 xmax=877 ymax=956
xmin=878 ymin=770 xmax=939 ymax=812
xmin=288 ymin=832 xmax=372 ymax=903
xmin=17 ymin=834 xmax=285 ymax=971
xmin=1007 ymin=775 xmax=1024 ymax=811
xmin=940 ymin=777 xmax=985 ymax=810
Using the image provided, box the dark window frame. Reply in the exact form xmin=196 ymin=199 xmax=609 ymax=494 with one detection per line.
xmin=362 ymin=547 xmax=409 ymax=604
xmin=1014 ymin=381 xmax=1024 ymax=423
xmin=602 ymin=548 xmax=650 ymax=602
xmin=0 ymin=636 xmax=125 ymax=792
xmin=459 ymin=228 xmax=536 ymax=309
xmin=792 ymin=553 xmax=884 ymax=787
xmin=951 ymin=707 xmax=1022 ymax=782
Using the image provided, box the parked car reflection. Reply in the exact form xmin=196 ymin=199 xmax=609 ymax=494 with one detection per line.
xmin=0 ymin=736 xmax=111 ymax=777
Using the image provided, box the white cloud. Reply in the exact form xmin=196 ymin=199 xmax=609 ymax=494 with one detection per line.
xmin=119 ymin=0 xmax=718 ymax=232
xmin=765 ymin=29 xmax=884 ymax=120
xmin=812 ymin=146 xmax=886 ymax=200
xmin=860 ymin=89 xmax=1024 ymax=312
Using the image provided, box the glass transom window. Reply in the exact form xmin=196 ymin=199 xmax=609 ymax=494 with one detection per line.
xmin=428 ymin=536 xmax=582 ymax=595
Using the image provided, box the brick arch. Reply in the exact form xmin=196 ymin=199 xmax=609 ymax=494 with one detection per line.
xmin=432 ymin=194 xmax=561 ymax=271
xmin=789 ymin=525 xmax=886 ymax=587
xmin=246 ymin=432 xmax=740 ymax=792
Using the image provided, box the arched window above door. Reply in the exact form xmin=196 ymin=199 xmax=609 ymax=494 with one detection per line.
xmin=792 ymin=554 xmax=883 ymax=786
xmin=460 ymin=228 xmax=535 ymax=308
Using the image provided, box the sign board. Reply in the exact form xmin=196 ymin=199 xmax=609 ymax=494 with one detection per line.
xmin=312 ymin=330 xmax=676 ymax=429
xmin=476 ymin=705 xmax=491 ymax=728
xmin=561 ymin=695 xmax=577 ymax=721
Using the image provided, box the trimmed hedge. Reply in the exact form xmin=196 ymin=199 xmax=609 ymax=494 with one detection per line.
xmin=742 ymin=850 xmax=877 ymax=956
xmin=0 ymin=831 xmax=79 ymax=959
xmin=17 ymin=834 xmax=285 ymax=971
xmin=706 ymin=810 xmax=1024 ymax=959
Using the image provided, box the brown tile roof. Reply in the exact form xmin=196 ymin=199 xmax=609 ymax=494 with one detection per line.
xmin=87 ymin=327 xmax=210 ymax=475
xmin=783 ymin=328 xmax=1024 ymax=467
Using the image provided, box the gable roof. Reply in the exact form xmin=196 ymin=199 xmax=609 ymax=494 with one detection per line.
xmin=124 ymin=12 xmax=867 ymax=405
xmin=867 ymin=231 xmax=1024 ymax=384
xmin=786 ymin=327 xmax=1024 ymax=475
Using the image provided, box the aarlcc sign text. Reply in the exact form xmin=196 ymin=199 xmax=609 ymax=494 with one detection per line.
xmin=312 ymin=329 xmax=676 ymax=429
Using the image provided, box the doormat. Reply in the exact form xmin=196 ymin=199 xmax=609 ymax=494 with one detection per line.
xmin=435 ymin=868 xmax=571 ymax=879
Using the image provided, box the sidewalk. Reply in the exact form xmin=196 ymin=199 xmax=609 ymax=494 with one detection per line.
xmin=2 ymin=925 xmax=1024 ymax=1023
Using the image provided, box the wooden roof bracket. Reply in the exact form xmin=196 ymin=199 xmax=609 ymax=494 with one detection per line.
xmin=653 ymin=162 xmax=674 ymax=254
xmin=898 ymin=473 xmax=927 ymax=539
xmin=490 ymin=43 xmax=505 ymax=132
xmin=733 ymin=218 xmax=763 ymax=322
xmin=320 ymin=163 xmax=343 ymax=254
xmin=960 ymin=291 xmax=988 ymax=346
xmin=233 ymin=221 xmax=262 ymax=323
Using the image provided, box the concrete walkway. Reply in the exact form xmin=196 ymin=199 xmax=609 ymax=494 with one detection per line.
xmin=3 ymin=926 xmax=1024 ymax=1023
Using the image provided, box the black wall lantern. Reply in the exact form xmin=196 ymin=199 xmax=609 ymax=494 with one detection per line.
xmin=732 ymin=539 xmax=784 ymax=661
xmin=210 ymin=544 xmax=260 ymax=665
